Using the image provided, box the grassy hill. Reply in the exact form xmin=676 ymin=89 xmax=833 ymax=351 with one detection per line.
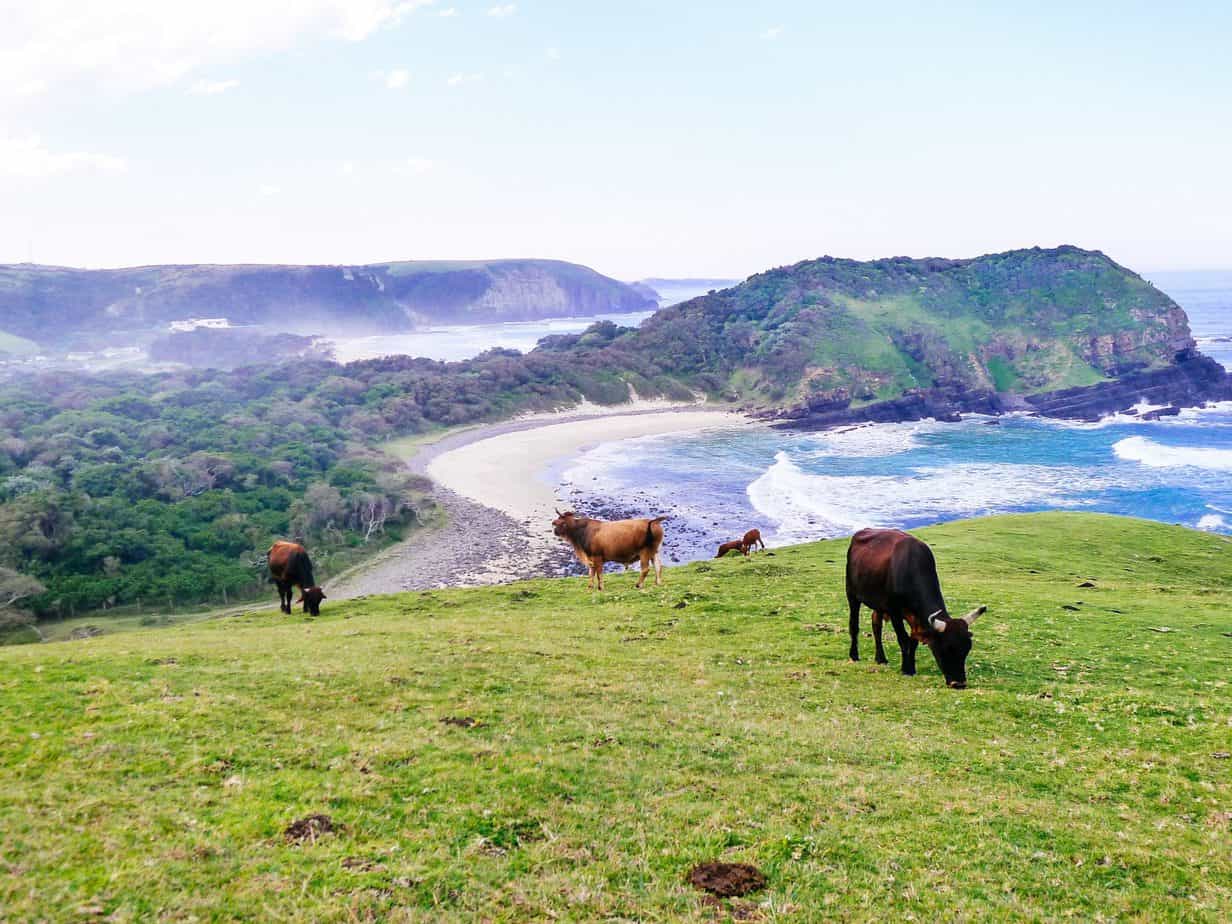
xmin=623 ymin=246 xmax=1197 ymax=406
xmin=2 ymin=513 xmax=1229 ymax=921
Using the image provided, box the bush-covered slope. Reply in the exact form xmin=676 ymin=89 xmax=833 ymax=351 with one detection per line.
xmin=1 ymin=514 xmax=1229 ymax=920
xmin=623 ymin=246 xmax=1196 ymax=405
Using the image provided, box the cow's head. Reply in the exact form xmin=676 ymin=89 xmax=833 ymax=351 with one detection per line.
xmin=925 ymin=606 xmax=986 ymax=688
xmin=296 ymin=586 xmax=326 ymax=617
xmin=552 ymin=509 xmax=578 ymax=538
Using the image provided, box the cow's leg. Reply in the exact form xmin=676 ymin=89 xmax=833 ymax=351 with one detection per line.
xmin=592 ymin=558 xmax=605 ymax=591
xmin=888 ymin=610 xmax=916 ymax=675
xmin=847 ymin=588 xmax=861 ymax=661
xmin=871 ymin=611 xmax=888 ymax=665
xmin=653 ymin=553 xmax=663 ymax=585
xmin=278 ymin=581 xmax=292 ymax=614
xmin=636 ymin=551 xmax=651 ymax=589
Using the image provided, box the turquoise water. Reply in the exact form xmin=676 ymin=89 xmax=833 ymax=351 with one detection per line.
xmin=562 ymin=271 xmax=1232 ymax=557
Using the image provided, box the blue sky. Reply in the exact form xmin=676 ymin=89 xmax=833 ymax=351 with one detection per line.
xmin=1 ymin=1 xmax=1229 ymax=278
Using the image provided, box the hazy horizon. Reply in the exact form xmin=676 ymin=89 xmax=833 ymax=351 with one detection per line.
xmin=3 ymin=252 xmax=1230 ymax=281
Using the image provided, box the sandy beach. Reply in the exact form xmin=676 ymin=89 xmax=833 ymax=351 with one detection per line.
xmin=326 ymin=404 xmax=752 ymax=596
xmin=425 ymin=407 xmax=747 ymax=525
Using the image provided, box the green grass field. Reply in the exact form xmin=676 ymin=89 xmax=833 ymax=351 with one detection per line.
xmin=2 ymin=513 xmax=1230 ymax=921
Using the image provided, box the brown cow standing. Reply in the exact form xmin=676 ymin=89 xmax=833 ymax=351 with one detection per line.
xmin=268 ymin=540 xmax=326 ymax=616
xmin=715 ymin=540 xmax=746 ymax=558
xmin=552 ymin=510 xmax=666 ymax=591
xmin=845 ymin=528 xmax=985 ymax=688
xmin=741 ymin=529 xmax=765 ymax=554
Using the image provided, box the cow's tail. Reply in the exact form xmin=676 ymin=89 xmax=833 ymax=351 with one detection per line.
xmin=646 ymin=515 xmax=668 ymax=546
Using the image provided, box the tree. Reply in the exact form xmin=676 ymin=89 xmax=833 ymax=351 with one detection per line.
xmin=0 ymin=567 xmax=46 ymax=640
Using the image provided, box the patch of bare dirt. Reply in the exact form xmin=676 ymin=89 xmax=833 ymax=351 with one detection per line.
xmin=284 ymin=814 xmax=339 ymax=844
xmin=440 ymin=716 xmax=481 ymax=728
xmin=688 ymin=862 xmax=767 ymax=898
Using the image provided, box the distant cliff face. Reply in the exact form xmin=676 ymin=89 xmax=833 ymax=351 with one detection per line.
xmin=0 ymin=259 xmax=655 ymax=347
xmin=620 ymin=246 xmax=1198 ymax=409
xmin=379 ymin=259 xmax=654 ymax=323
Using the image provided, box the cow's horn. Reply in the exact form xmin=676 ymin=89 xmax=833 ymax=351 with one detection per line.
xmin=962 ymin=605 xmax=987 ymax=625
xmin=555 ymin=508 xmax=562 ymax=516
xmin=931 ymin=617 xmax=948 ymax=633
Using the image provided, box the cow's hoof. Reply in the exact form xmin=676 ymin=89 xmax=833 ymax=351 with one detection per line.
xmin=875 ymin=658 xmax=888 ymax=665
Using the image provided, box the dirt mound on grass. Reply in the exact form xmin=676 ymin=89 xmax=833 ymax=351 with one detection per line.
xmin=688 ymin=862 xmax=767 ymax=897
xmin=284 ymin=814 xmax=338 ymax=844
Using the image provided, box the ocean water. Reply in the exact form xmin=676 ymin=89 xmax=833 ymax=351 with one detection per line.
xmin=561 ymin=270 xmax=1232 ymax=558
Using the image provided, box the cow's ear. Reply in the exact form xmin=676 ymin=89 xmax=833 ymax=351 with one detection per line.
xmin=319 ymin=591 xmax=327 ymax=599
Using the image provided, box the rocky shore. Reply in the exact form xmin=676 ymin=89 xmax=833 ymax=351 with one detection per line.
xmin=763 ymin=353 xmax=1232 ymax=431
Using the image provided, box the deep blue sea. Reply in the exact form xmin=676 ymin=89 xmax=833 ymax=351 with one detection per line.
xmin=559 ymin=270 xmax=1232 ymax=557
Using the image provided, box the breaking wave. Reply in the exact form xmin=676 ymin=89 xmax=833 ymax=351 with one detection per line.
xmin=1112 ymin=436 xmax=1232 ymax=471
xmin=746 ymin=451 xmax=1105 ymax=541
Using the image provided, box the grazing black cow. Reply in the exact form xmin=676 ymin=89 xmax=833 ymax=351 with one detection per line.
xmin=268 ymin=540 xmax=326 ymax=616
xmin=845 ymin=528 xmax=985 ymax=688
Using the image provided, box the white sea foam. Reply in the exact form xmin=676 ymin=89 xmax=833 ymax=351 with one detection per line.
xmin=1197 ymin=513 xmax=1228 ymax=531
xmin=746 ymin=451 xmax=1107 ymax=540
xmin=1112 ymin=436 xmax=1232 ymax=471
xmin=800 ymin=420 xmax=940 ymax=458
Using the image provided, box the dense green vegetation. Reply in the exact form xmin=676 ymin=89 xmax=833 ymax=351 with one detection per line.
xmin=0 ymin=247 xmax=1205 ymax=623
xmin=1 ymin=514 xmax=1228 ymax=920
xmin=0 ymin=363 xmax=446 ymax=621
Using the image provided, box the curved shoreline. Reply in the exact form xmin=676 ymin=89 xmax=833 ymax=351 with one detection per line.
xmin=326 ymin=404 xmax=753 ymax=597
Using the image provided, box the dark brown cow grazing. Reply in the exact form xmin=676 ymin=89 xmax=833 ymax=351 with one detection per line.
xmin=715 ymin=540 xmax=746 ymax=558
xmin=741 ymin=529 xmax=765 ymax=554
xmin=552 ymin=510 xmax=665 ymax=591
xmin=268 ymin=540 xmax=326 ymax=616
xmin=845 ymin=528 xmax=985 ymax=688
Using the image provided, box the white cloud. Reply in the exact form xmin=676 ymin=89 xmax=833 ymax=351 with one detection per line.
xmin=259 ymin=184 xmax=281 ymax=196
xmin=397 ymin=157 xmax=434 ymax=175
xmin=0 ymin=135 xmax=126 ymax=178
xmin=546 ymin=46 xmax=561 ymax=60
xmin=447 ymin=72 xmax=484 ymax=87
xmin=487 ymin=4 xmax=516 ymax=17
xmin=341 ymin=161 xmax=355 ymax=176
xmin=438 ymin=7 xmax=458 ymax=16
xmin=188 ymin=78 xmax=240 ymax=96
xmin=760 ymin=26 xmax=784 ymax=40
xmin=0 ymin=1 xmax=436 ymax=108
xmin=384 ymin=68 xmax=411 ymax=89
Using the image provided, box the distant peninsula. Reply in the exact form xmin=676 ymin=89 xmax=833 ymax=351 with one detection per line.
xmin=0 ymin=258 xmax=655 ymax=349
xmin=603 ymin=246 xmax=1229 ymax=424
